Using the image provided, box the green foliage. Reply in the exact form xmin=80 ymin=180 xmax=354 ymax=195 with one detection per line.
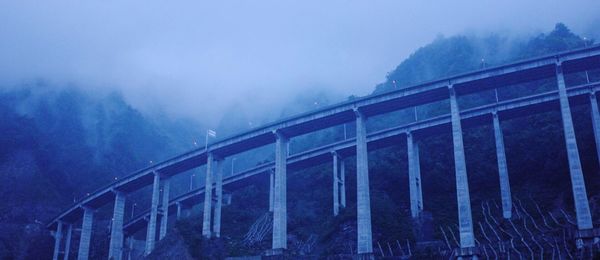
xmin=0 ymin=86 xmax=204 ymax=258
xmin=2 ymin=22 xmax=599 ymax=258
xmin=173 ymin=219 xmax=227 ymax=259
xmin=173 ymin=24 xmax=600 ymax=257
xmin=516 ymin=23 xmax=588 ymax=59
xmin=375 ymin=23 xmax=592 ymax=94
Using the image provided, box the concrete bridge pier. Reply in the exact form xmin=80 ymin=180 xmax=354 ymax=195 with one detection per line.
xmin=407 ymin=132 xmax=423 ymax=219
xmin=176 ymin=202 xmax=181 ymax=220
xmin=492 ymin=112 xmax=512 ymax=219
xmin=589 ymin=92 xmax=600 ymax=169
xmin=331 ymin=152 xmax=346 ymax=215
xmin=63 ymin=223 xmax=72 ymax=260
xmin=213 ymin=158 xmax=224 ymax=238
xmin=556 ymin=63 xmax=597 ymax=247
xmin=354 ymin=109 xmax=373 ymax=258
xmin=52 ymin=222 xmax=79 ymax=260
xmin=269 ymin=169 xmax=275 ymax=212
xmin=414 ymin=143 xmax=423 ymax=215
xmin=109 ymin=190 xmax=126 ymax=260
xmin=203 ymin=153 xmax=215 ymax=238
xmin=144 ymin=172 xmax=161 ymax=255
xmin=271 ymin=131 xmax=288 ymax=254
xmin=159 ymin=178 xmax=170 ymax=240
xmin=340 ymin=159 xmax=346 ymax=208
xmin=449 ymin=85 xmax=478 ymax=258
xmin=126 ymin=236 xmax=133 ymax=260
xmin=332 ymin=152 xmax=340 ymax=216
xmin=78 ymin=207 xmax=94 ymax=260
xmin=52 ymin=221 xmax=63 ymax=260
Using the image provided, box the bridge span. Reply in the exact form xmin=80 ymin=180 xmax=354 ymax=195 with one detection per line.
xmin=48 ymin=45 xmax=600 ymax=259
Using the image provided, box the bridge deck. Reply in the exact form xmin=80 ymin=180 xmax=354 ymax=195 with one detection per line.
xmin=47 ymin=45 xmax=600 ymax=229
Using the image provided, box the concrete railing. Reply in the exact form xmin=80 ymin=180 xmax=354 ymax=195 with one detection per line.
xmin=48 ymin=45 xmax=600 ymax=260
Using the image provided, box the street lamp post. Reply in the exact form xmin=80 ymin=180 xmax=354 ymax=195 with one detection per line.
xmin=584 ymin=37 xmax=590 ymax=83
xmin=231 ymin=158 xmax=237 ymax=175
xmin=131 ymin=203 xmax=137 ymax=218
xmin=205 ymin=130 xmax=217 ymax=151
xmin=190 ymin=174 xmax=195 ymax=191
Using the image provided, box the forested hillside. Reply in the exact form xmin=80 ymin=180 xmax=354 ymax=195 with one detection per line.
xmin=1 ymin=23 xmax=599 ymax=258
xmin=164 ymin=23 xmax=600 ymax=258
xmin=0 ymin=86 xmax=203 ymax=258
xmin=375 ymin=23 xmax=591 ymax=94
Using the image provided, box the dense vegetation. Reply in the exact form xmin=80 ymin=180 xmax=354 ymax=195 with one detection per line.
xmin=0 ymin=23 xmax=598 ymax=258
xmin=164 ymin=23 xmax=600 ymax=258
xmin=0 ymin=87 xmax=203 ymax=258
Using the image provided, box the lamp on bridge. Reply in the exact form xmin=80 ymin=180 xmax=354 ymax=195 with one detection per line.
xmin=231 ymin=157 xmax=237 ymax=175
xmin=205 ymin=129 xmax=217 ymax=150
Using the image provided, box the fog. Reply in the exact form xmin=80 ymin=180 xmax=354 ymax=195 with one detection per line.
xmin=0 ymin=1 xmax=598 ymax=125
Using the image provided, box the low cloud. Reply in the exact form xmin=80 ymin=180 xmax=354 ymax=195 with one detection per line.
xmin=0 ymin=1 xmax=598 ymax=125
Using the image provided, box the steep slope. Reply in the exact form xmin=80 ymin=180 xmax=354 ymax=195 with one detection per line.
xmin=2 ymin=23 xmax=598 ymax=258
xmin=375 ymin=23 xmax=590 ymax=94
xmin=0 ymin=86 xmax=203 ymax=259
xmin=173 ymin=23 xmax=600 ymax=257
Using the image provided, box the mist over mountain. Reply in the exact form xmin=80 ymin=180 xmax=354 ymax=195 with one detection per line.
xmin=0 ymin=85 xmax=205 ymax=257
xmin=374 ymin=23 xmax=593 ymax=94
xmin=2 ymin=1 xmax=599 ymax=127
xmin=2 ymin=21 xmax=599 ymax=258
xmin=171 ymin=23 xmax=600 ymax=258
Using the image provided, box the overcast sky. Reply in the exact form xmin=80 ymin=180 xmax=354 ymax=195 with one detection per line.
xmin=1 ymin=1 xmax=599 ymax=125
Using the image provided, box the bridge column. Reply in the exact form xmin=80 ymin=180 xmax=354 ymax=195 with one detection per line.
xmin=269 ymin=169 xmax=275 ymax=212
xmin=448 ymin=86 xmax=477 ymax=256
xmin=52 ymin=221 xmax=63 ymax=260
xmin=415 ymin=143 xmax=423 ymax=213
xmin=126 ymin=236 xmax=133 ymax=260
xmin=272 ymin=131 xmax=288 ymax=253
xmin=407 ymin=132 xmax=423 ymax=219
xmin=555 ymin=64 xmax=593 ymax=231
xmin=77 ymin=207 xmax=94 ymax=260
xmin=492 ymin=112 xmax=512 ymax=219
xmin=213 ymin=158 xmax=224 ymax=238
xmin=159 ymin=178 xmax=170 ymax=240
xmin=203 ymin=153 xmax=215 ymax=238
xmin=355 ymin=109 xmax=373 ymax=257
xmin=589 ymin=92 xmax=600 ymax=169
xmin=144 ymin=172 xmax=161 ymax=255
xmin=340 ymin=159 xmax=346 ymax=208
xmin=63 ymin=224 xmax=72 ymax=260
xmin=333 ymin=152 xmax=340 ymax=216
xmin=109 ymin=190 xmax=126 ymax=260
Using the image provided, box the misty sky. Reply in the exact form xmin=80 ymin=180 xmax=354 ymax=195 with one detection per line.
xmin=1 ymin=1 xmax=599 ymax=125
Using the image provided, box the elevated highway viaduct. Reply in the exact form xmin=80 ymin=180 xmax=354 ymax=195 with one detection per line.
xmin=48 ymin=45 xmax=600 ymax=259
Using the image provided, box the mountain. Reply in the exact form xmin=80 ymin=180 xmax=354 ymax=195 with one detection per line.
xmin=167 ymin=23 xmax=600 ymax=257
xmin=375 ymin=23 xmax=590 ymax=94
xmin=0 ymin=85 xmax=203 ymax=258
xmin=1 ymin=23 xmax=598 ymax=258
